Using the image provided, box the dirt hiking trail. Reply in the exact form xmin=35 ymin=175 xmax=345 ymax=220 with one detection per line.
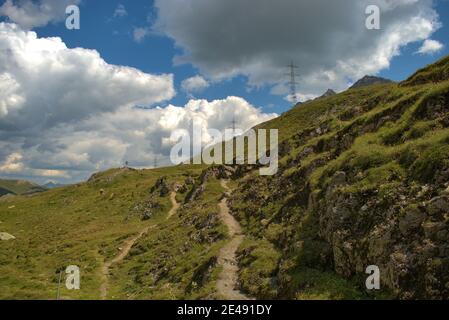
xmin=100 ymin=191 xmax=179 ymax=300
xmin=216 ymin=180 xmax=253 ymax=300
xmin=167 ymin=191 xmax=180 ymax=220
xmin=100 ymin=226 xmax=151 ymax=300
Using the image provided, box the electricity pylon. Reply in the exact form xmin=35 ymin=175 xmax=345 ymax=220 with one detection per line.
xmin=286 ymin=62 xmax=299 ymax=104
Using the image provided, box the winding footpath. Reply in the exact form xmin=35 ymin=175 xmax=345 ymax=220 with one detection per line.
xmin=99 ymin=191 xmax=179 ymax=300
xmin=167 ymin=191 xmax=180 ymax=220
xmin=216 ymin=180 xmax=252 ymax=300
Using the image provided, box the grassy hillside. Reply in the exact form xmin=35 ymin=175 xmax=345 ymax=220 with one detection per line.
xmin=0 ymin=179 xmax=46 ymax=196
xmin=230 ymin=55 xmax=449 ymax=299
xmin=1 ymin=55 xmax=449 ymax=300
xmin=0 ymin=166 xmax=209 ymax=299
xmin=107 ymin=172 xmax=228 ymax=299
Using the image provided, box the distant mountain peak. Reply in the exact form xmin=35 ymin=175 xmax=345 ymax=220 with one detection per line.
xmin=320 ymin=89 xmax=336 ymax=98
xmin=350 ymin=75 xmax=394 ymax=89
xmin=44 ymin=181 xmax=64 ymax=189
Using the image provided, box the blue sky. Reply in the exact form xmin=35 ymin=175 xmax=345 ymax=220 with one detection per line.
xmin=33 ymin=0 xmax=286 ymax=112
xmin=0 ymin=0 xmax=448 ymax=184
xmin=31 ymin=0 xmax=449 ymax=114
xmin=379 ymin=0 xmax=449 ymax=82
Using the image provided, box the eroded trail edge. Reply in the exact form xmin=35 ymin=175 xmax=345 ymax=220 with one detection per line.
xmin=216 ymin=180 xmax=252 ymax=300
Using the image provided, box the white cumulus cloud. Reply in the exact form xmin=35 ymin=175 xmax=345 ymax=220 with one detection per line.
xmin=181 ymin=75 xmax=210 ymax=95
xmin=417 ymin=39 xmax=444 ymax=54
xmin=0 ymin=96 xmax=276 ymax=183
xmin=0 ymin=22 xmax=178 ymax=183
xmin=0 ymin=22 xmax=175 ymax=132
xmin=0 ymin=23 xmax=276 ymax=184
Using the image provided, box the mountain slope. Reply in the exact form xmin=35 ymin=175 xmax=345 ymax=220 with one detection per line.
xmin=401 ymin=55 xmax=449 ymax=87
xmin=0 ymin=165 xmax=230 ymax=299
xmin=230 ymin=55 xmax=449 ymax=299
xmin=319 ymin=89 xmax=337 ymax=98
xmin=350 ymin=75 xmax=394 ymax=89
xmin=0 ymin=179 xmax=47 ymax=196
xmin=1 ymin=55 xmax=449 ymax=300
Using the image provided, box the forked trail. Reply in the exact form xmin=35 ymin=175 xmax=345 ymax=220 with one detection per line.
xmin=99 ymin=191 xmax=179 ymax=300
xmin=216 ymin=180 xmax=252 ymax=300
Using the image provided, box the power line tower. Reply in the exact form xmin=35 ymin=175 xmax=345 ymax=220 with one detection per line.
xmin=224 ymin=110 xmax=237 ymax=133
xmin=231 ymin=114 xmax=237 ymax=132
xmin=286 ymin=62 xmax=299 ymax=104
xmin=153 ymin=155 xmax=158 ymax=168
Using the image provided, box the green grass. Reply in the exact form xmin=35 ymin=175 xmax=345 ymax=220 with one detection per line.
xmin=293 ymin=268 xmax=366 ymax=300
xmin=0 ymin=165 xmax=205 ymax=299
xmin=237 ymin=238 xmax=281 ymax=299
xmin=107 ymin=176 xmax=228 ymax=299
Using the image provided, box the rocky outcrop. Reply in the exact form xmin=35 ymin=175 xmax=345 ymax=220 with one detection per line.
xmin=199 ymin=165 xmax=236 ymax=182
xmin=314 ymin=171 xmax=449 ymax=299
xmin=186 ymin=166 xmax=237 ymax=203
xmin=185 ymin=184 xmax=206 ymax=203
xmin=151 ymin=177 xmax=170 ymax=197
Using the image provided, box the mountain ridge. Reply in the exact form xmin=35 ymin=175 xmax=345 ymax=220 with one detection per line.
xmin=0 ymin=178 xmax=47 ymax=196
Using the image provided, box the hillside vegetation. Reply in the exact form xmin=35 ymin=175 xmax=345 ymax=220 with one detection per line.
xmin=0 ymin=179 xmax=46 ymax=196
xmin=0 ymin=166 xmax=210 ymax=299
xmin=230 ymin=55 xmax=449 ymax=299
xmin=1 ymin=55 xmax=449 ymax=300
